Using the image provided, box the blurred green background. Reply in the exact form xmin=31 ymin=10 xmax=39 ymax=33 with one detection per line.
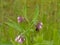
xmin=0 ymin=0 xmax=60 ymax=45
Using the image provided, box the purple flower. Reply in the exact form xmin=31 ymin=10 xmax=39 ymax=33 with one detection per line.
xmin=17 ymin=16 xmax=24 ymax=23
xmin=36 ymin=22 xmax=43 ymax=31
xmin=15 ymin=35 xmax=25 ymax=44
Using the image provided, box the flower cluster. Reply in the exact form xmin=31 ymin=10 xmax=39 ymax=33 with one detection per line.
xmin=15 ymin=34 xmax=25 ymax=44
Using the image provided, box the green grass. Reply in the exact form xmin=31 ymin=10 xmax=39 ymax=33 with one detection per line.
xmin=0 ymin=0 xmax=60 ymax=45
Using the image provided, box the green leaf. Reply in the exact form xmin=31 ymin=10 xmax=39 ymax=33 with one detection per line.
xmin=31 ymin=4 xmax=39 ymax=27
xmin=5 ymin=18 xmax=24 ymax=32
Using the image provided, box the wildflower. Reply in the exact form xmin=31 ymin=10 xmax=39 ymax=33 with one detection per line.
xmin=36 ymin=22 xmax=43 ymax=31
xmin=15 ymin=35 xmax=25 ymax=44
xmin=17 ymin=16 xmax=24 ymax=23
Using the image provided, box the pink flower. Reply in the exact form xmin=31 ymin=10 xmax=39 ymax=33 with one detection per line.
xmin=17 ymin=16 xmax=24 ymax=23
xmin=36 ymin=22 xmax=43 ymax=31
xmin=15 ymin=35 xmax=25 ymax=44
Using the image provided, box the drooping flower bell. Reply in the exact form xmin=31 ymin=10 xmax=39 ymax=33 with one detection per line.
xmin=36 ymin=22 xmax=43 ymax=31
xmin=15 ymin=34 xmax=25 ymax=44
xmin=17 ymin=16 xmax=24 ymax=23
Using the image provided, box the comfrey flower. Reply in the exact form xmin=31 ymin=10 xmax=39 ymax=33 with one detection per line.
xmin=15 ymin=35 xmax=25 ymax=44
xmin=17 ymin=16 xmax=24 ymax=23
xmin=36 ymin=22 xmax=43 ymax=31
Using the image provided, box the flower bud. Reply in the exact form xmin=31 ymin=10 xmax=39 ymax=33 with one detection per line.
xmin=15 ymin=35 xmax=25 ymax=44
xmin=36 ymin=22 xmax=43 ymax=31
xmin=17 ymin=16 xmax=24 ymax=23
